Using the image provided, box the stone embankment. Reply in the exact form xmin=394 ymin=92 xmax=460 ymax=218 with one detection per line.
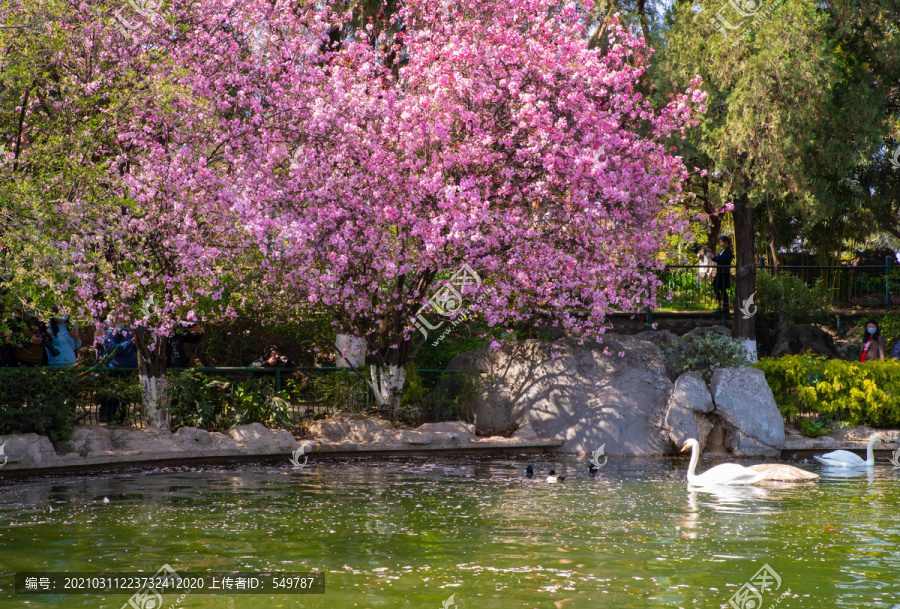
xmin=0 ymin=419 xmax=561 ymax=474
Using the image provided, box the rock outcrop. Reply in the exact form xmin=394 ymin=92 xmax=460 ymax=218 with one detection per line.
xmin=446 ymin=336 xmax=674 ymax=454
xmin=56 ymin=426 xmax=113 ymax=456
xmin=308 ymin=416 xmax=392 ymax=443
xmin=446 ymin=335 xmax=786 ymax=456
xmin=662 ymin=372 xmax=715 ymax=448
xmin=0 ymin=433 xmax=57 ymax=467
xmin=709 ymin=368 xmax=785 ymax=456
xmin=229 ymin=423 xmax=299 ymax=453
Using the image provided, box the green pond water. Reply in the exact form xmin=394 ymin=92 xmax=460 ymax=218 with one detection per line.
xmin=1 ymin=455 xmax=900 ymax=608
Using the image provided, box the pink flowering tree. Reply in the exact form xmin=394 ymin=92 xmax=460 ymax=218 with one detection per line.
xmin=45 ymin=0 xmax=705 ymax=420
xmin=224 ymin=0 xmax=706 ymax=412
xmin=6 ymin=1 xmax=254 ymax=428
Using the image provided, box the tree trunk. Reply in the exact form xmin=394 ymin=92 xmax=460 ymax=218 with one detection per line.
xmin=705 ymin=211 xmax=723 ymax=251
xmin=369 ymin=363 xmax=406 ymax=414
xmin=133 ymin=330 xmax=170 ymax=429
xmin=731 ymin=192 xmax=758 ymax=362
xmin=765 ymin=193 xmax=779 ymax=273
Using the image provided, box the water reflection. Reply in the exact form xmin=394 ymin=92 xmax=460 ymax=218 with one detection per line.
xmin=818 ymin=466 xmax=876 ymax=482
xmin=0 ymin=457 xmax=899 ymax=609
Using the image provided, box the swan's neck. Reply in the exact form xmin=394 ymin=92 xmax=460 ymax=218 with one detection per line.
xmin=687 ymin=444 xmax=700 ymax=483
xmin=866 ymin=437 xmax=879 ymax=465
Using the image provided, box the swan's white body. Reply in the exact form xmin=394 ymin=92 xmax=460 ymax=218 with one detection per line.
xmin=814 ymin=433 xmax=885 ymax=468
xmin=681 ymin=439 xmax=764 ymax=486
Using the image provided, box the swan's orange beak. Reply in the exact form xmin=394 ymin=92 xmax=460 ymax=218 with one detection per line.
xmin=679 ymin=443 xmax=689 ymax=453
xmin=881 ymin=439 xmax=888 ymax=446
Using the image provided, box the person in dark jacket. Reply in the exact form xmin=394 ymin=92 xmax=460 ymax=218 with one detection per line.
xmin=12 ymin=308 xmax=49 ymax=366
xmin=248 ymin=345 xmax=295 ymax=382
xmin=711 ymin=236 xmax=734 ymax=313
xmin=166 ymin=323 xmax=203 ymax=368
xmin=251 ymin=345 xmax=294 ymax=368
xmin=859 ymin=319 xmax=887 ymax=362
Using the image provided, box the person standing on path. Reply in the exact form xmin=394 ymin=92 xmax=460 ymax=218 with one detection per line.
xmin=711 ymin=236 xmax=733 ymax=313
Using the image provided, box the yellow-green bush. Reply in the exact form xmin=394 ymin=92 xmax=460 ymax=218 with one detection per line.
xmin=754 ymin=355 xmax=900 ymax=427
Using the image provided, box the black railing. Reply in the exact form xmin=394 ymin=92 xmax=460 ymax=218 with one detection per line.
xmin=653 ymin=256 xmax=896 ymax=315
xmin=1 ymin=366 xmax=454 ymax=430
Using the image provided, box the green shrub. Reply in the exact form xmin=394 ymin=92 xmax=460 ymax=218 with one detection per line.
xmin=662 ymin=332 xmax=749 ymax=382
xmin=168 ymin=370 xmax=293 ymax=431
xmin=0 ymin=367 xmax=80 ymax=440
xmin=871 ymin=314 xmax=900 ymax=348
xmin=797 ymin=414 xmax=831 ymax=438
xmin=396 ymin=369 xmax=484 ymax=426
xmin=755 ymin=272 xmax=829 ymax=330
xmin=309 ymin=369 xmax=367 ymax=413
xmin=754 ymin=355 xmax=900 ymax=427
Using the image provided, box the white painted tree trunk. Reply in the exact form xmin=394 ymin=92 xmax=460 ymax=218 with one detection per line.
xmin=336 ymin=334 xmax=366 ymax=368
xmin=139 ymin=374 xmax=170 ymax=430
xmin=740 ymin=338 xmax=758 ymax=363
xmin=369 ymin=364 xmax=406 ymax=413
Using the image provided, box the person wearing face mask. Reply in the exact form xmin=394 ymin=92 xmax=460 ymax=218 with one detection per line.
xmin=859 ymin=319 xmax=886 ymax=362
xmin=47 ymin=305 xmax=82 ymax=367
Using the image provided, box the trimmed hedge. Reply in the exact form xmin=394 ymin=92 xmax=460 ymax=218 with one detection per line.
xmin=754 ymin=355 xmax=900 ymax=427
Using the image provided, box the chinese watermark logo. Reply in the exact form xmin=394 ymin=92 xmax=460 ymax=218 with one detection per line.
xmin=123 ymin=563 xmax=189 ymax=609
xmin=589 ymin=444 xmax=607 ymax=470
xmin=112 ymin=0 xmax=169 ymax=39
xmin=711 ymin=0 xmax=788 ymax=46
xmin=442 ymin=593 xmax=457 ymax=608
xmin=0 ymin=442 xmax=7 ymax=469
xmin=727 ymin=563 xmax=790 ymax=609
xmin=0 ymin=144 xmax=9 ymax=168
xmin=889 ymin=146 xmax=900 ymax=170
xmin=412 ymin=264 xmax=481 ymax=347
xmin=889 ymin=446 xmax=900 ymax=469
xmin=739 ymin=292 xmax=757 ymax=320
xmin=289 ymin=446 xmax=308 ymax=470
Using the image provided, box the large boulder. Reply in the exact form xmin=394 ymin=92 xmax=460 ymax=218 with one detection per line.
xmin=770 ymin=324 xmax=838 ymax=359
xmin=446 ymin=336 xmax=674 ymax=454
xmin=55 ymin=426 xmax=113 ymax=456
xmin=229 ymin=423 xmax=299 ymax=453
xmin=175 ymin=427 xmax=238 ymax=451
xmin=0 ymin=433 xmax=57 ymax=467
xmin=308 ymin=416 xmax=391 ymax=443
xmin=445 ymin=335 xmax=787 ymax=456
xmin=662 ymin=372 xmax=715 ymax=448
xmin=710 ymin=368 xmax=785 ymax=456
xmin=372 ymin=429 xmax=434 ymax=445
xmin=109 ymin=428 xmax=184 ymax=453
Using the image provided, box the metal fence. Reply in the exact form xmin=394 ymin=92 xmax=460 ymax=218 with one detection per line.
xmin=655 ymin=256 xmax=897 ymax=313
xmin=57 ymin=366 xmax=454 ymax=428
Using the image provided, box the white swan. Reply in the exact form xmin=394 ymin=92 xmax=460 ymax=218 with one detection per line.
xmin=813 ymin=433 xmax=886 ymax=468
xmin=680 ymin=439 xmax=765 ymax=485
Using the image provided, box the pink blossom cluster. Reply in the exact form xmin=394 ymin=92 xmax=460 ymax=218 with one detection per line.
xmin=55 ymin=0 xmax=705 ymax=362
